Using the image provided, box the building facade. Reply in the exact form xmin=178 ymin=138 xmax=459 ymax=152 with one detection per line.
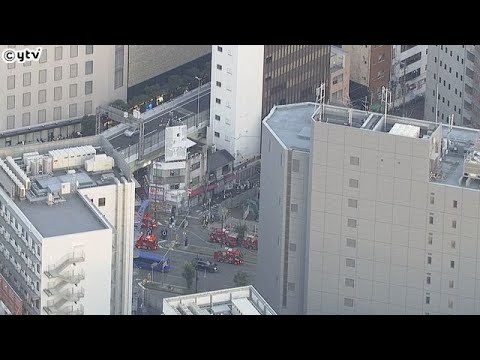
xmin=330 ymin=46 xmax=351 ymax=106
xmin=424 ymin=45 xmax=480 ymax=128
xmin=391 ymin=45 xmax=428 ymax=109
xmin=208 ymin=45 xmax=265 ymax=164
xmin=208 ymin=45 xmax=330 ymax=165
xmin=343 ymin=45 xmax=392 ymax=109
xmin=258 ymin=102 xmax=480 ymax=315
xmin=0 ymin=45 xmax=128 ymax=132
xmin=0 ymin=136 xmax=135 ymax=315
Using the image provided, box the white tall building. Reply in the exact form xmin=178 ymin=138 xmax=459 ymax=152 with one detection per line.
xmin=0 ymin=136 xmax=135 ymax=315
xmin=208 ymin=45 xmax=265 ymax=165
xmin=0 ymin=45 xmax=128 ymax=132
xmin=391 ymin=45 xmax=428 ymax=108
xmin=259 ymin=102 xmax=480 ymax=315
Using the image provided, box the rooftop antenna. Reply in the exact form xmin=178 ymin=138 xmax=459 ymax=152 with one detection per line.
xmin=381 ymin=86 xmax=392 ymax=132
xmin=313 ymin=83 xmax=326 ymax=122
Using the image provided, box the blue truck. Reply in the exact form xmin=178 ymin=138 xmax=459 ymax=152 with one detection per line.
xmin=133 ymin=250 xmax=170 ymax=272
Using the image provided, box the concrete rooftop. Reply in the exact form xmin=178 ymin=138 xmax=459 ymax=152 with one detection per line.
xmin=15 ymin=192 xmax=107 ymax=238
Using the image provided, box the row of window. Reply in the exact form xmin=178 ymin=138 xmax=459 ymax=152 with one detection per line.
xmin=6 ymin=82 xmax=93 ymax=111
xmin=6 ymin=62 xmax=93 ymax=91
xmin=433 ymin=71 xmax=463 ymax=84
xmin=5 ymin=101 xmax=92 ymax=129
xmin=5 ymin=45 xmax=93 ymax=70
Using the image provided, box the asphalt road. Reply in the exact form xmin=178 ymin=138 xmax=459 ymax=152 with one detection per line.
xmin=109 ymin=88 xmax=211 ymax=150
xmin=132 ymin=204 xmax=258 ymax=314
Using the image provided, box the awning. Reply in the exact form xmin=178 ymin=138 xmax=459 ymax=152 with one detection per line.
xmin=223 ymin=173 xmax=236 ymax=182
xmin=189 ymin=186 xmax=205 ymax=198
xmin=207 ymin=183 xmax=218 ymax=191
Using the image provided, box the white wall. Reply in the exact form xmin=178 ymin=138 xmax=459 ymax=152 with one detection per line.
xmin=209 ymin=45 xmax=264 ymax=163
xmin=78 ymin=178 xmax=135 ymax=315
xmin=0 ymin=45 xmax=128 ymax=131
xmin=41 ymin=228 xmax=112 ymax=315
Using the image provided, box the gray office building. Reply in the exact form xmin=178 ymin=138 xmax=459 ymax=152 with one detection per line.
xmin=258 ymin=102 xmax=480 ymax=315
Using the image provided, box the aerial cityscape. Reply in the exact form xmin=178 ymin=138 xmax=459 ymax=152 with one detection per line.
xmin=0 ymin=45 xmax=479 ymax=315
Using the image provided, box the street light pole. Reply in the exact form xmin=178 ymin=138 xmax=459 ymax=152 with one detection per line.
xmin=195 ymin=76 xmax=202 ymax=128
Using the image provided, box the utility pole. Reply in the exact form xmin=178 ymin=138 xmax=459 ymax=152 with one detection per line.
xmin=382 ymin=86 xmax=393 ymax=132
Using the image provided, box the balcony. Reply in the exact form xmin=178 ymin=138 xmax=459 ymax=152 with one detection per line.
xmin=44 ymin=252 xmax=85 ymax=279
xmin=152 ymin=175 xmax=186 ymax=186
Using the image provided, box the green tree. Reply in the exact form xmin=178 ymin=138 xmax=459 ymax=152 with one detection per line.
xmin=81 ymin=115 xmax=96 ymax=136
xmin=110 ymin=99 xmax=129 ymax=111
xmin=234 ymin=223 xmax=248 ymax=246
xmin=233 ymin=271 xmax=250 ymax=287
xmin=182 ymin=262 xmax=196 ymax=290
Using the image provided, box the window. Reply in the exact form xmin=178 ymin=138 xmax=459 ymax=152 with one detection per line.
xmin=216 ymin=81 xmax=221 ymax=87
xmin=428 ymin=233 xmax=433 ymax=245
xmin=70 ymin=63 xmax=78 ymax=78
xmin=291 ymin=204 xmax=298 ymax=212
xmin=54 ymin=46 xmax=63 ymax=60
xmin=84 ymin=101 xmax=93 ymax=115
xmin=216 ymin=64 xmax=222 ymax=70
xmin=7 ymin=75 xmax=15 ymax=90
xmin=7 ymin=62 xmax=15 ymax=69
xmin=7 ymin=115 xmax=15 ymax=129
xmin=23 ymin=72 xmax=31 ymax=87
xmin=346 ymin=258 xmax=356 ymax=268
xmin=98 ymin=198 xmax=106 ymax=207
xmin=347 ymin=219 xmax=357 ymax=228
xmin=426 ymin=296 xmax=430 ymax=304
xmin=459 ymin=91 xmax=462 ymax=98
xmin=54 ymin=66 xmax=62 ymax=81
xmin=70 ymin=45 xmax=78 ymax=58
xmin=69 ymin=103 xmax=77 ymax=118
xmin=452 ymin=220 xmax=457 ymax=229
xmin=350 ymin=156 xmax=360 ymax=166
xmin=448 ymin=299 xmax=453 ymax=309
xmin=85 ymin=81 xmax=93 ymax=95
xmin=214 ymin=131 xmax=220 ymax=138
xmin=292 ymin=159 xmax=300 ymax=172
xmin=38 ymin=69 xmax=47 ymax=84
xmin=54 ymin=86 xmax=62 ymax=101
xmin=217 ymin=46 xmax=223 ymax=52
xmin=289 ymin=243 xmax=296 ymax=252
xmin=39 ymin=48 xmax=47 ymax=63
xmin=287 ymin=282 xmax=295 ymax=291
xmin=348 ymin=199 xmax=358 ymax=208
xmin=22 ymin=112 xmax=30 ymax=126
xmin=22 ymin=92 xmax=31 ymax=107
xmin=190 ymin=162 xmax=200 ymax=172
xmin=451 ymin=240 xmax=456 ymax=249
xmin=449 ymin=280 xmax=454 ymax=288
xmin=7 ymin=95 xmax=15 ymax=110
xmin=215 ymin=98 xmax=221 ymax=104
xmin=426 ymin=276 xmax=431 ymax=285
xmin=346 ymin=238 xmax=356 ymax=248
xmin=430 ymin=193 xmax=435 ymax=205
xmin=265 ymin=55 xmax=273 ymax=64
xmin=53 ymin=106 xmax=62 ymax=121
xmin=344 ymin=298 xmax=354 ymax=307
xmin=455 ymin=88 xmax=458 ymax=95
xmin=69 ymin=83 xmax=77 ymax=98
xmin=85 ymin=60 xmax=93 ymax=75
xmin=345 ymin=278 xmax=355 ymax=288
xmin=429 ymin=214 xmax=434 ymax=225
xmin=349 ymin=178 xmax=359 ymax=188
xmin=450 ymin=260 xmax=455 ymax=269
xmin=215 ymin=115 xmax=221 ymax=121
xmin=85 ymin=45 xmax=93 ymax=55
xmin=427 ymin=256 xmax=432 ymax=265
xmin=23 ymin=61 xmax=31 ymax=67
xmin=38 ymin=109 xmax=46 ymax=124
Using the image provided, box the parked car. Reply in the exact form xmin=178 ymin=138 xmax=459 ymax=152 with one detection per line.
xmin=194 ymin=259 xmax=218 ymax=273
